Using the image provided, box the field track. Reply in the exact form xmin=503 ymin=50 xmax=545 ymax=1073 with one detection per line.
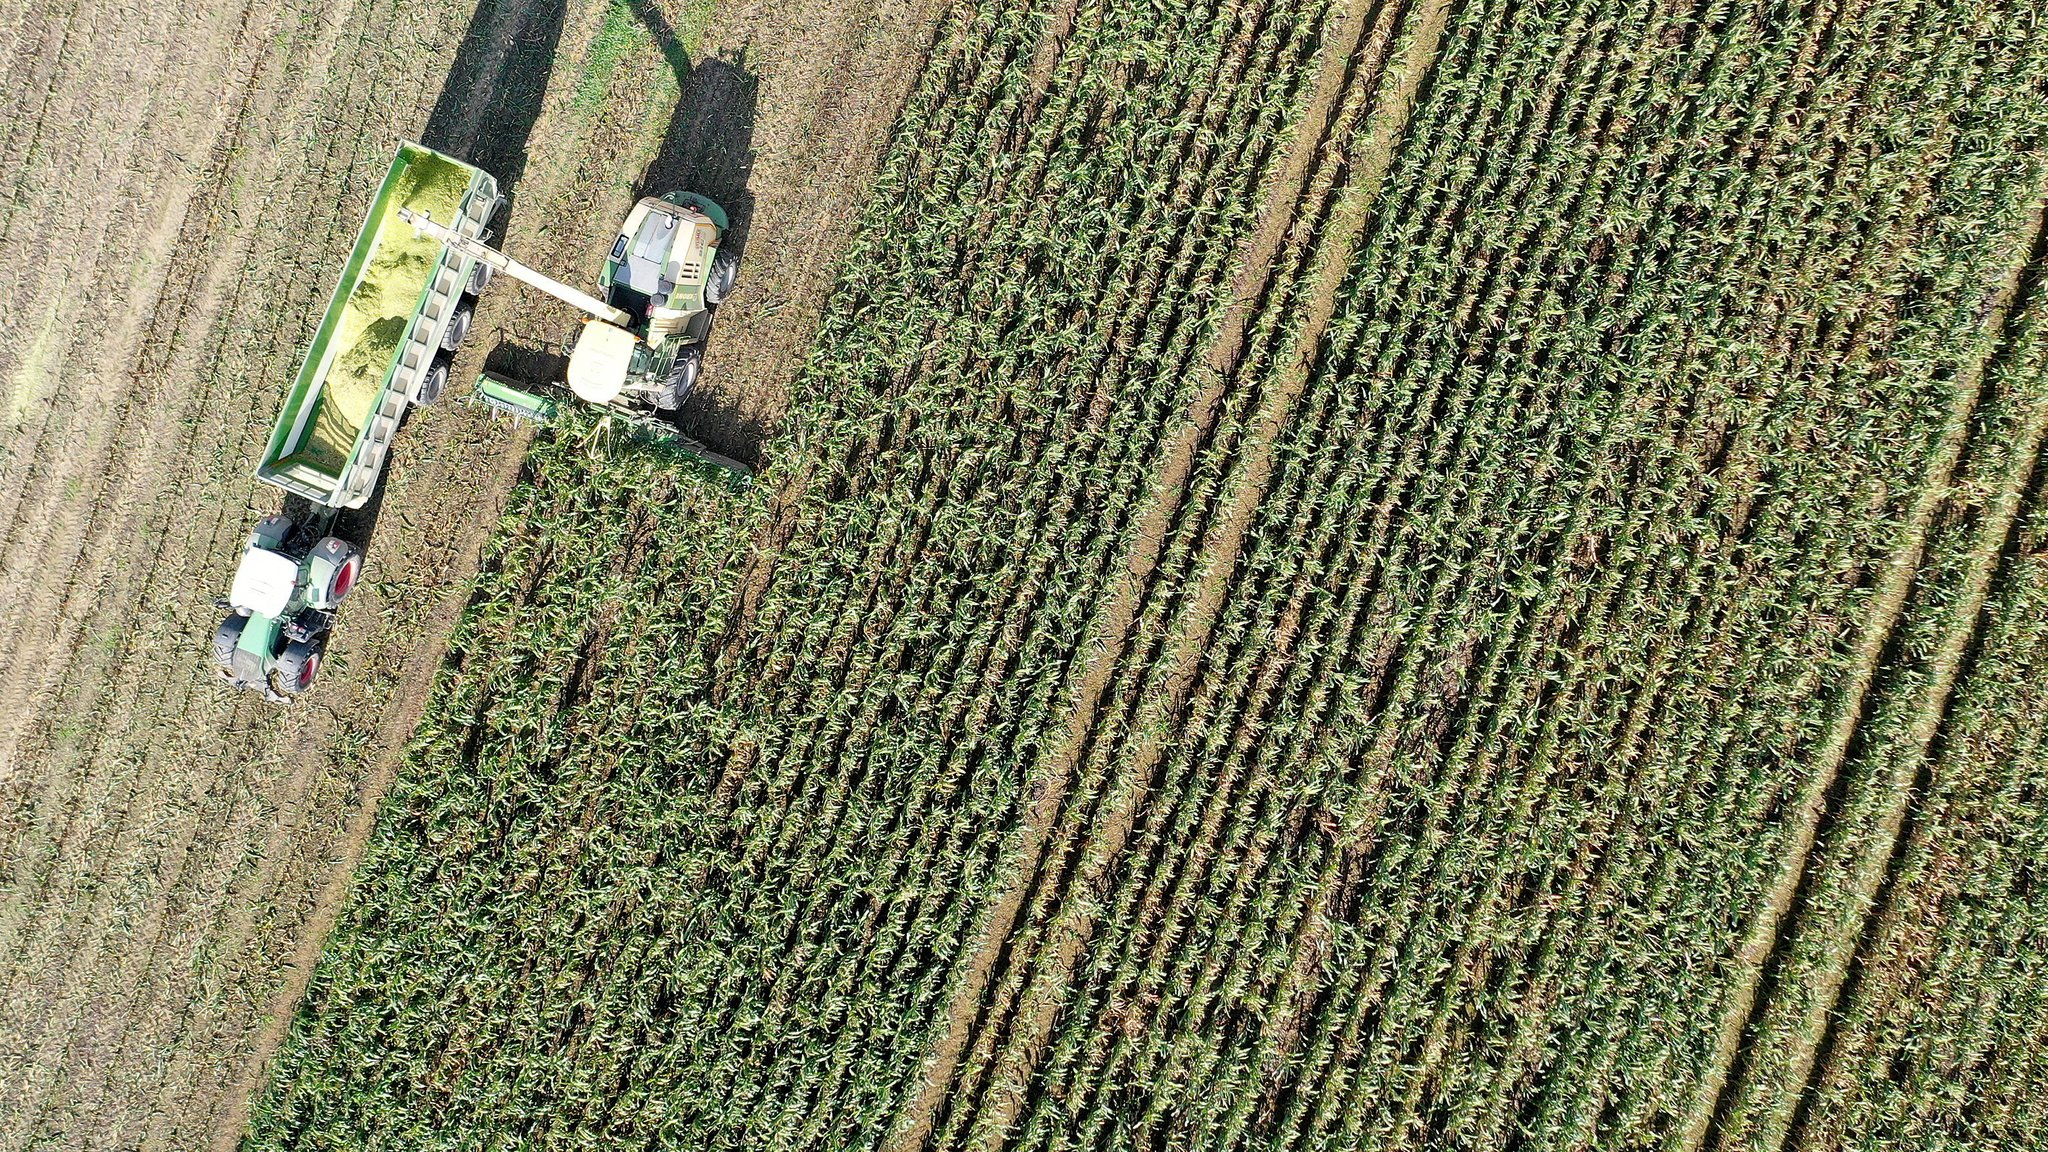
xmin=0 ymin=0 xmax=944 ymax=1145
xmin=3 ymin=0 xmax=2046 ymax=1147
xmin=887 ymin=0 xmax=1456 ymax=1143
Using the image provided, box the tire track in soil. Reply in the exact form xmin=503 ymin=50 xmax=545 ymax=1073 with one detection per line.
xmin=884 ymin=1 xmax=1447 ymax=1147
xmin=0 ymin=0 xmax=281 ymax=985
xmin=57 ymin=11 xmax=487 ymax=1147
xmin=0 ymin=2 xmax=412 ymax=1143
xmin=1706 ymin=194 xmax=2048 ymax=1152
xmin=1678 ymin=193 xmax=2048 ymax=1152
xmin=0 ymin=0 xmax=505 ymax=1142
xmin=954 ymin=5 xmax=1454 ymax=1142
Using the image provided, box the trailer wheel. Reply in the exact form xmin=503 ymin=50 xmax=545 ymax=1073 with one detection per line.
xmin=212 ymin=613 xmax=247 ymax=673
xmin=467 ymin=262 xmax=495 ymax=295
xmin=704 ymin=254 xmax=738 ymax=306
xmin=440 ymin=303 xmax=473 ymax=352
xmin=275 ymin=637 xmax=325 ymax=695
xmin=416 ymin=355 xmax=452 ymax=405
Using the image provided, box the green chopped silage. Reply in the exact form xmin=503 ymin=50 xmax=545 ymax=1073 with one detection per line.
xmin=296 ymin=151 xmax=472 ymax=475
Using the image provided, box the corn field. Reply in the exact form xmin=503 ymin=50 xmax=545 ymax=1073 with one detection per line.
xmin=245 ymin=0 xmax=2048 ymax=1148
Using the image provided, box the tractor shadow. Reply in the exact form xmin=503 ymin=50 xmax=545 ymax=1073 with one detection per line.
xmin=627 ymin=0 xmax=766 ymax=469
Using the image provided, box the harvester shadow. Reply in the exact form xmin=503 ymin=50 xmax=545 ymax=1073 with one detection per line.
xmin=628 ymin=0 xmax=767 ymax=470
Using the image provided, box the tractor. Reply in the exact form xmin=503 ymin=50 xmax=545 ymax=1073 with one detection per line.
xmin=212 ymin=515 xmax=362 ymax=701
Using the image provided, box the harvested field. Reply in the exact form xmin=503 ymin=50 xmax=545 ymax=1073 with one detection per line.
xmin=0 ymin=0 xmax=942 ymax=1146
xmin=5 ymin=0 xmax=2048 ymax=1149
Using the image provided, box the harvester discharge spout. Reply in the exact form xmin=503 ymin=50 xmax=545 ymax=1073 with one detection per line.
xmin=397 ymin=207 xmax=635 ymax=329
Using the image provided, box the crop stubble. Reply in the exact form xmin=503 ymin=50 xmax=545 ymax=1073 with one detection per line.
xmin=0 ymin=0 xmax=947 ymax=1147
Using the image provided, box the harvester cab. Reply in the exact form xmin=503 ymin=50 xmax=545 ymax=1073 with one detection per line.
xmin=212 ymin=515 xmax=361 ymax=702
xmin=600 ymin=194 xmax=734 ymax=336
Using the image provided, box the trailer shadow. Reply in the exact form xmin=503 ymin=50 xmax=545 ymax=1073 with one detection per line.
xmin=300 ymin=0 xmax=569 ymax=553
xmin=420 ymin=0 xmax=569 ymax=218
xmin=628 ymin=0 xmax=767 ymax=469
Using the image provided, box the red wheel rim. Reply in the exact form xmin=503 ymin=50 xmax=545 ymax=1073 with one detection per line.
xmin=332 ymin=556 xmax=358 ymax=599
xmin=300 ymin=653 xmax=321 ymax=690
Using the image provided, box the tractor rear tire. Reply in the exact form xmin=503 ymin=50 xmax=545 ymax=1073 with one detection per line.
xmin=308 ymin=537 xmax=362 ymax=608
xmin=275 ymin=637 xmax=325 ymax=696
xmin=212 ymin=613 xmax=247 ymax=673
xmin=416 ymin=355 xmax=452 ymax=405
xmin=704 ymin=254 xmax=738 ymax=307
xmin=441 ymin=303 xmax=474 ymax=352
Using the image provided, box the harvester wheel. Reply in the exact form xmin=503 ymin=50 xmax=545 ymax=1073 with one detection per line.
xmin=704 ymin=254 xmax=738 ymax=306
xmin=441 ymin=303 xmax=473 ymax=351
xmin=416 ymin=355 xmax=452 ymax=405
xmin=211 ymin=613 xmax=247 ymax=673
xmin=275 ymin=637 xmax=325 ymax=696
xmin=656 ymin=348 xmax=701 ymax=410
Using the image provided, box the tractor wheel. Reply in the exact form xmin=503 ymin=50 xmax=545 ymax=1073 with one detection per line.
xmin=416 ymin=354 xmax=452 ymax=405
xmin=704 ymin=254 xmax=738 ymax=306
xmin=275 ymin=637 xmax=325 ymax=696
xmin=211 ymin=613 xmax=247 ymax=673
xmin=308 ymin=537 xmax=362 ymax=608
xmin=441 ymin=302 xmax=474 ymax=352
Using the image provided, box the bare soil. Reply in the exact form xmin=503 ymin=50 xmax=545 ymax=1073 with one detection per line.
xmin=0 ymin=0 xmax=941 ymax=1146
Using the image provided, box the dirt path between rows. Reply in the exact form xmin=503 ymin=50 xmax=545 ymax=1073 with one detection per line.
xmin=1676 ymin=195 xmax=2048 ymax=1152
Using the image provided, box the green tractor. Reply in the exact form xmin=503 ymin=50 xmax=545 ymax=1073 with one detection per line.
xmin=212 ymin=515 xmax=362 ymax=701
